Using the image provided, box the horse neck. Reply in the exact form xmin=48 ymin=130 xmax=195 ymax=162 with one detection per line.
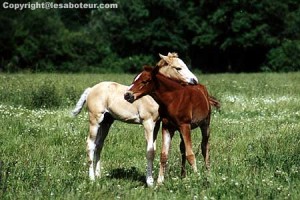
xmin=155 ymin=73 xmax=184 ymax=91
xmin=150 ymin=73 xmax=184 ymax=104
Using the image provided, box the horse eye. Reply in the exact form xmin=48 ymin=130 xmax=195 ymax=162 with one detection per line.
xmin=175 ymin=67 xmax=182 ymax=71
xmin=142 ymin=80 xmax=148 ymax=84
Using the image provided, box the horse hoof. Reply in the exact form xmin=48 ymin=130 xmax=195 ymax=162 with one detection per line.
xmin=146 ymin=177 xmax=154 ymax=187
xmin=146 ymin=178 xmax=154 ymax=188
xmin=157 ymin=176 xmax=164 ymax=185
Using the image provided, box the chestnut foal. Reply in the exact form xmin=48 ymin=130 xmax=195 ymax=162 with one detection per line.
xmin=125 ymin=66 xmax=219 ymax=184
xmin=72 ymin=53 xmax=198 ymax=187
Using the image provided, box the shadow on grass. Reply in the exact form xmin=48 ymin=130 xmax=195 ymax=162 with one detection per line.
xmin=108 ymin=167 xmax=146 ymax=184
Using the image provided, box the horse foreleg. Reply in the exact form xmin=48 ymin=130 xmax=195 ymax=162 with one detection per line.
xmin=157 ymin=127 xmax=174 ymax=185
xmin=180 ymin=124 xmax=197 ymax=173
xmin=200 ymin=123 xmax=210 ymax=170
xmin=143 ymin=119 xmax=157 ymax=187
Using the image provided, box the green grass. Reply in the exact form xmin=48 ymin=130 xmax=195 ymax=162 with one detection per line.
xmin=0 ymin=72 xmax=299 ymax=199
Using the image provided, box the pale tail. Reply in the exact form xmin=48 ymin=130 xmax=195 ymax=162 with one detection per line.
xmin=71 ymin=88 xmax=91 ymax=116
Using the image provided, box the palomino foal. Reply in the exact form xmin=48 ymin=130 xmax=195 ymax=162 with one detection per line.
xmin=72 ymin=53 xmax=198 ymax=187
xmin=125 ymin=66 xmax=219 ymax=184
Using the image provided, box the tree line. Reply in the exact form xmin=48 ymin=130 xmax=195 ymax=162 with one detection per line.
xmin=1 ymin=0 xmax=300 ymax=73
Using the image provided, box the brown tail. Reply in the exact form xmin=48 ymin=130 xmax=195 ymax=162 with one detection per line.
xmin=209 ymin=95 xmax=221 ymax=110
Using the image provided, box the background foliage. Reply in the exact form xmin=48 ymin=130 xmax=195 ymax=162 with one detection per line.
xmin=1 ymin=0 xmax=300 ymax=73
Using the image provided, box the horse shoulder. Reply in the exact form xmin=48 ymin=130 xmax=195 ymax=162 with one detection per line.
xmin=158 ymin=91 xmax=189 ymax=121
xmin=136 ymin=96 xmax=159 ymax=120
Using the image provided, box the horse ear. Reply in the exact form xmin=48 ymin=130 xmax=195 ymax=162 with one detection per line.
xmin=143 ymin=65 xmax=153 ymax=72
xmin=168 ymin=52 xmax=178 ymax=58
xmin=159 ymin=53 xmax=165 ymax=59
xmin=159 ymin=53 xmax=171 ymax=64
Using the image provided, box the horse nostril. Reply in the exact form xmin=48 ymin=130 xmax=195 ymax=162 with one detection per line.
xmin=191 ymin=78 xmax=198 ymax=85
xmin=124 ymin=92 xmax=134 ymax=103
xmin=124 ymin=92 xmax=130 ymax=100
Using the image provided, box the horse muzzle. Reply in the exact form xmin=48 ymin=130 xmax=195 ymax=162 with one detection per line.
xmin=124 ymin=92 xmax=135 ymax=103
xmin=189 ymin=78 xmax=198 ymax=85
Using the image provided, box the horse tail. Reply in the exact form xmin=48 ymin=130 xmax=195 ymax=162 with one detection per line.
xmin=71 ymin=88 xmax=91 ymax=117
xmin=209 ymin=95 xmax=221 ymax=110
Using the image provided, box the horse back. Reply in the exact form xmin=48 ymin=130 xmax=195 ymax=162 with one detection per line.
xmin=87 ymin=81 xmax=159 ymax=123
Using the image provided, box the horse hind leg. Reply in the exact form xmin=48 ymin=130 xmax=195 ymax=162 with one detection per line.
xmin=87 ymin=112 xmax=113 ymax=181
xmin=87 ymin=122 xmax=99 ymax=181
xmin=200 ymin=122 xmax=210 ymax=170
xmin=153 ymin=120 xmax=161 ymax=153
xmin=94 ymin=113 xmax=114 ymax=178
xmin=179 ymin=134 xmax=187 ymax=177
xmin=157 ymin=127 xmax=174 ymax=185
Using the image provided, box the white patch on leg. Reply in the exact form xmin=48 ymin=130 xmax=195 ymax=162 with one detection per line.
xmin=146 ymin=146 xmax=154 ymax=187
xmin=89 ymin=166 xmax=95 ymax=181
xmin=192 ymin=163 xmax=198 ymax=173
xmin=143 ymin=119 xmax=155 ymax=187
xmin=163 ymin=132 xmax=171 ymax=150
xmin=87 ymin=138 xmax=96 ymax=180
xmin=157 ymin=130 xmax=171 ymax=185
xmin=95 ymin=160 xmax=101 ymax=178
xmin=157 ymin=175 xmax=164 ymax=185
xmin=146 ymin=176 xmax=154 ymax=187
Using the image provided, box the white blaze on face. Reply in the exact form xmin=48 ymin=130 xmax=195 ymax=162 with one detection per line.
xmin=128 ymin=84 xmax=134 ymax=90
xmin=176 ymin=58 xmax=198 ymax=84
xmin=134 ymin=73 xmax=142 ymax=81
xmin=128 ymin=73 xmax=142 ymax=90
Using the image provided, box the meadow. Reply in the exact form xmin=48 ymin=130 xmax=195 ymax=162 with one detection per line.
xmin=0 ymin=72 xmax=299 ymax=199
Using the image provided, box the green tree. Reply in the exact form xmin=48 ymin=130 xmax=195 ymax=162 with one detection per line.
xmin=1 ymin=0 xmax=299 ymax=72
xmin=191 ymin=0 xmax=300 ymax=72
xmin=90 ymin=0 xmax=192 ymax=71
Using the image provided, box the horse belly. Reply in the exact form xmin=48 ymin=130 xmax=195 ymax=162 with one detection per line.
xmin=108 ymin=103 xmax=142 ymax=124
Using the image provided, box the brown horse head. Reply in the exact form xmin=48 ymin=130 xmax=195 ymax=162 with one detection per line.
xmin=124 ymin=65 xmax=155 ymax=103
xmin=157 ymin=52 xmax=198 ymax=85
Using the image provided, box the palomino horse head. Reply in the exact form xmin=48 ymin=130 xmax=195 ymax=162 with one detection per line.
xmin=157 ymin=52 xmax=198 ymax=85
xmin=125 ymin=65 xmax=156 ymax=103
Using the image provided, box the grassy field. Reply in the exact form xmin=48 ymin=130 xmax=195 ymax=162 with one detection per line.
xmin=0 ymin=72 xmax=299 ymax=199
